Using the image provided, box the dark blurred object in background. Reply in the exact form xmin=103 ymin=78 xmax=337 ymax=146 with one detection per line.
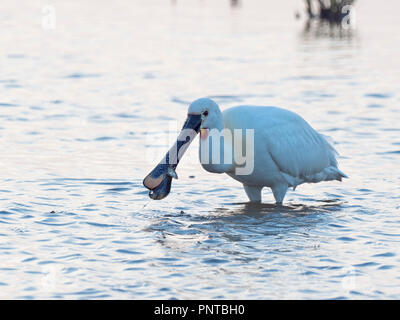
xmin=305 ymin=0 xmax=356 ymax=23
xmin=300 ymin=0 xmax=356 ymax=39
xmin=231 ymin=0 xmax=241 ymax=7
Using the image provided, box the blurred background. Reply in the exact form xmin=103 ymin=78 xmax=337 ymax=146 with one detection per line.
xmin=0 ymin=0 xmax=399 ymax=299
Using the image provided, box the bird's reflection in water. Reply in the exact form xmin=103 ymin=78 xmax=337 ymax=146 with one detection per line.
xmin=214 ymin=199 xmax=344 ymax=219
xmin=147 ymin=199 xmax=344 ymax=258
xmin=301 ymin=19 xmax=356 ymax=40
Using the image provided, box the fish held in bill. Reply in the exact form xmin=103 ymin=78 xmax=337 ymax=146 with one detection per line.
xmin=143 ymin=113 xmax=201 ymax=200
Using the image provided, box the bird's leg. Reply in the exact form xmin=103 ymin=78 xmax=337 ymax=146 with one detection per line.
xmin=243 ymin=184 xmax=262 ymax=203
xmin=271 ymin=183 xmax=288 ymax=205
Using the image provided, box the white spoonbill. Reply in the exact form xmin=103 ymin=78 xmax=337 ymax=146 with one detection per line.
xmin=143 ymin=98 xmax=347 ymax=204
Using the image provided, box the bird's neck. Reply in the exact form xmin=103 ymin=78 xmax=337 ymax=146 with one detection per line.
xmin=198 ymin=121 xmax=235 ymax=174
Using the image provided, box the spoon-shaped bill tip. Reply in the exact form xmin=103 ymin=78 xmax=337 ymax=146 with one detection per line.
xmin=142 ymin=113 xmax=202 ymax=200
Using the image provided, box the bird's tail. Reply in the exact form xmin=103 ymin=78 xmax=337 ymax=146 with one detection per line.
xmin=319 ymin=133 xmax=348 ymax=181
xmin=335 ymin=168 xmax=348 ymax=181
xmin=325 ymin=166 xmax=348 ymax=182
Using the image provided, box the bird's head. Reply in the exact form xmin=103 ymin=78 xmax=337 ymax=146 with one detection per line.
xmin=188 ymin=98 xmax=223 ymax=139
xmin=143 ymin=98 xmax=222 ymax=199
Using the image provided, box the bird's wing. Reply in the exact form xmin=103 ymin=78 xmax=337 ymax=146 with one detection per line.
xmin=223 ymin=105 xmax=344 ymax=185
xmin=264 ymin=117 xmax=336 ymax=182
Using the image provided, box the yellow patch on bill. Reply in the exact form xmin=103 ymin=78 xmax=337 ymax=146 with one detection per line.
xmin=200 ymin=128 xmax=209 ymax=140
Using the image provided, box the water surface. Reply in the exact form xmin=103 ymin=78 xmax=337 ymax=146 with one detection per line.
xmin=0 ymin=0 xmax=399 ymax=299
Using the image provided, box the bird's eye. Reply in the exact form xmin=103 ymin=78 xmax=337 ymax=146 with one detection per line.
xmin=203 ymin=111 xmax=208 ymax=117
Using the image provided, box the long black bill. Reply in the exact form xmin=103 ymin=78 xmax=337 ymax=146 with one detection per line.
xmin=143 ymin=113 xmax=202 ymax=200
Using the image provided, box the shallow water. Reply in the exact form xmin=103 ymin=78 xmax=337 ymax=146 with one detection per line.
xmin=0 ymin=0 xmax=400 ymax=299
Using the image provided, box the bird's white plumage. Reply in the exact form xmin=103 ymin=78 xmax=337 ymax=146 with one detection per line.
xmin=191 ymin=98 xmax=347 ymax=203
